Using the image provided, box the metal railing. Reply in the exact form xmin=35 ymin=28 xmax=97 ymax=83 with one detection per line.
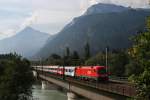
xmin=34 ymin=69 xmax=136 ymax=97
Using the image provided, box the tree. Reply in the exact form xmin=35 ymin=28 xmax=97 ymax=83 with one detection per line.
xmin=84 ymin=42 xmax=91 ymax=60
xmin=44 ymin=54 xmax=63 ymax=65
xmin=85 ymin=52 xmax=106 ymax=66
xmin=125 ymin=60 xmax=143 ymax=76
xmin=71 ymin=51 xmax=81 ymax=65
xmin=71 ymin=51 xmax=79 ymax=60
xmin=109 ymin=51 xmax=129 ymax=77
xmin=66 ymin=47 xmax=70 ymax=58
xmin=62 ymin=47 xmax=71 ymax=65
xmin=50 ymin=53 xmax=61 ymax=59
xmin=0 ymin=53 xmax=34 ymax=100
xmin=128 ymin=17 xmax=150 ymax=99
xmin=85 ymin=50 xmax=129 ymax=77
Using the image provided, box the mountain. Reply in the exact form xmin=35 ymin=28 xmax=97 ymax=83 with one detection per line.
xmin=0 ymin=27 xmax=50 ymax=58
xmin=85 ymin=3 xmax=130 ymax=15
xmin=37 ymin=4 xmax=150 ymax=58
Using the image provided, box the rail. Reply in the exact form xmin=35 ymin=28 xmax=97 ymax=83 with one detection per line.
xmin=36 ymin=70 xmax=136 ymax=97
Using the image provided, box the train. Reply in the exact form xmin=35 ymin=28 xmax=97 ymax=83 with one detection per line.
xmin=33 ymin=65 xmax=109 ymax=81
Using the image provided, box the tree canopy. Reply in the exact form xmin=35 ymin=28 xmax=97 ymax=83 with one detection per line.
xmin=128 ymin=17 xmax=150 ymax=99
xmin=0 ymin=53 xmax=34 ymax=100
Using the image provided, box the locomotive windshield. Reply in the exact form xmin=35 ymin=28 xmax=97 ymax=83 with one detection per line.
xmin=98 ymin=68 xmax=107 ymax=74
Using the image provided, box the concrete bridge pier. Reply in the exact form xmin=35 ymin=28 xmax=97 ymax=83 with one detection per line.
xmin=42 ymin=81 xmax=46 ymax=89
xmin=33 ymin=71 xmax=37 ymax=78
xmin=67 ymin=92 xmax=78 ymax=100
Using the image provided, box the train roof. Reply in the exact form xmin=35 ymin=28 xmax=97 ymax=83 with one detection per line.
xmin=76 ymin=66 xmax=105 ymax=69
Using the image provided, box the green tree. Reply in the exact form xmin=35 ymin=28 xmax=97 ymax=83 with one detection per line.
xmin=71 ymin=51 xmax=81 ymax=65
xmin=62 ymin=47 xmax=71 ymax=65
xmin=50 ymin=54 xmax=61 ymax=59
xmin=84 ymin=42 xmax=91 ymax=60
xmin=109 ymin=51 xmax=129 ymax=77
xmin=45 ymin=54 xmax=63 ymax=65
xmin=125 ymin=60 xmax=143 ymax=76
xmin=66 ymin=47 xmax=70 ymax=58
xmin=71 ymin=51 xmax=79 ymax=59
xmin=128 ymin=17 xmax=150 ymax=99
xmin=85 ymin=50 xmax=129 ymax=77
xmin=85 ymin=52 xmax=106 ymax=66
xmin=0 ymin=54 xmax=34 ymax=100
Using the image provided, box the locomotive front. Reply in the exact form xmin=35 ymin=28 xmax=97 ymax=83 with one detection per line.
xmin=96 ymin=66 xmax=109 ymax=81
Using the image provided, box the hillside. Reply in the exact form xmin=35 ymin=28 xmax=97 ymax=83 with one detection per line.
xmin=37 ymin=4 xmax=150 ymax=58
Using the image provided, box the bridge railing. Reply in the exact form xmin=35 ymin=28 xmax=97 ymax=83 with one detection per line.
xmin=34 ymin=69 xmax=136 ymax=97
xmin=109 ymin=76 xmax=128 ymax=82
xmin=66 ymin=77 xmax=136 ymax=97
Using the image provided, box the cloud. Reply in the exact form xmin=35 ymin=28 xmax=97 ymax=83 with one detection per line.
xmin=80 ymin=0 xmax=99 ymax=14
xmin=0 ymin=29 xmax=15 ymax=39
xmin=98 ymin=0 xmax=150 ymax=8
xmin=0 ymin=0 xmax=82 ymax=38
xmin=21 ymin=12 xmax=38 ymax=30
xmin=81 ymin=0 xmax=149 ymax=8
xmin=21 ymin=9 xmax=81 ymax=34
xmin=80 ymin=0 xmax=87 ymax=12
xmin=89 ymin=0 xmax=98 ymax=6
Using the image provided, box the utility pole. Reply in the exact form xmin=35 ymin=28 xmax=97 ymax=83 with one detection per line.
xmin=40 ymin=57 xmax=43 ymax=75
xmin=105 ymin=47 xmax=108 ymax=73
xmin=63 ymin=54 xmax=65 ymax=80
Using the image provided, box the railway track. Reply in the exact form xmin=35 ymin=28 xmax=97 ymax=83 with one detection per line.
xmin=38 ymin=71 xmax=136 ymax=97
xmin=67 ymin=78 xmax=136 ymax=97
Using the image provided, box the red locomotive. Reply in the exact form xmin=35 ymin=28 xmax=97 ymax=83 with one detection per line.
xmin=75 ymin=66 xmax=108 ymax=81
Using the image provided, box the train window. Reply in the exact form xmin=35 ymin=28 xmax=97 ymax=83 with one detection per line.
xmin=69 ymin=69 xmax=72 ymax=72
xmin=65 ymin=69 xmax=68 ymax=72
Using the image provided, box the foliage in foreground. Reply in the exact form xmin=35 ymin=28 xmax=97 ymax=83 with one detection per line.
xmin=128 ymin=17 xmax=150 ymax=99
xmin=0 ymin=53 xmax=34 ymax=100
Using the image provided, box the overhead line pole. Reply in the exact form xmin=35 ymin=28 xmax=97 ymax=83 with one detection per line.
xmin=106 ymin=47 xmax=108 ymax=73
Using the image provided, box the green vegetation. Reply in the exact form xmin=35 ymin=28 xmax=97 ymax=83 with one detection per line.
xmin=85 ymin=50 xmax=129 ymax=77
xmin=84 ymin=42 xmax=91 ymax=60
xmin=42 ymin=51 xmax=83 ymax=66
xmin=85 ymin=52 xmax=106 ymax=66
xmin=109 ymin=51 xmax=129 ymax=77
xmin=0 ymin=53 xmax=34 ymax=100
xmin=128 ymin=17 xmax=150 ymax=99
xmin=35 ymin=48 xmax=130 ymax=77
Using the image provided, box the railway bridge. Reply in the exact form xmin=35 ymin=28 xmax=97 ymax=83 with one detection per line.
xmin=33 ymin=69 xmax=136 ymax=100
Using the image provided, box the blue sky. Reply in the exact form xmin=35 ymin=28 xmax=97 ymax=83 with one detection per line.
xmin=0 ymin=0 xmax=149 ymax=40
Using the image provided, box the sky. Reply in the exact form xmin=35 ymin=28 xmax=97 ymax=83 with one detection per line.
xmin=0 ymin=0 xmax=149 ymax=40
